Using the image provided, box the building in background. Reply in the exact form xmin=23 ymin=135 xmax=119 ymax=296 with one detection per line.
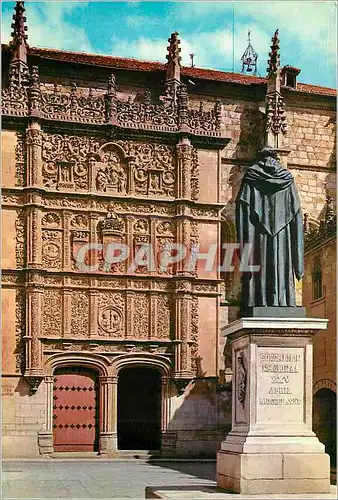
xmin=1 ymin=2 xmax=336 ymax=458
xmin=303 ymin=199 xmax=336 ymax=466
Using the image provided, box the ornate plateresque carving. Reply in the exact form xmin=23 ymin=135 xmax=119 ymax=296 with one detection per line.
xmin=156 ymin=295 xmax=173 ymax=339
xmin=71 ymin=291 xmax=89 ymax=336
xmin=40 ymin=82 xmax=105 ymax=123
xmin=97 ymin=292 xmax=124 ymax=337
xmin=15 ymin=132 xmax=26 ymax=186
xmin=116 ymin=140 xmax=176 ymax=197
xmin=133 ymin=294 xmax=149 ymax=338
xmin=42 ymin=289 xmax=62 ymax=336
xmin=15 ymin=289 xmax=26 ymax=373
xmin=15 ymin=209 xmax=26 ymax=268
xmin=42 ymin=230 xmax=62 ymax=269
xmin=41 ymin=133 xmax=103 ymax=190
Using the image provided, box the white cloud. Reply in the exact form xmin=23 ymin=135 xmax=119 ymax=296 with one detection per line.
xmin=174 ymin=1 xmax=336 ymax=84
xmin=1 ymin=2 xmax=94 ymax=53
xmin=111 ymin=36 xmax=167 ymax=61
xmin=109 ymin=26 xmax=270 ymax=74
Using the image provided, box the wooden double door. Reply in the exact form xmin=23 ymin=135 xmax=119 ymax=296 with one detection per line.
xmin=53 ymin=367 xmax=99 ymax=451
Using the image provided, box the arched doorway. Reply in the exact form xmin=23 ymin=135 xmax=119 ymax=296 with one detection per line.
xmin=117 ymin=367 xmax=161 ymax=450
xmin=313 ymin=388 xmax=336 ymax=465
xmin=53 ymin=366 xmax=99 ymax=452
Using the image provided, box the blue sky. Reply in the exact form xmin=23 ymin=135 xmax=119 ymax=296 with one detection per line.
xmin=1 ymin=1 xmax=337 ymax=88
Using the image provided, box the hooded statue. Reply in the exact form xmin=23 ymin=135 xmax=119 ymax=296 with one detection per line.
xmin=236 ymin=146 xmax=304 ymax=312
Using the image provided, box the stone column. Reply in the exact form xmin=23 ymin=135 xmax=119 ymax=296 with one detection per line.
xmin=62 ymin=277 xmax=72 ymax=338
xmin=26 ymin=122 xmax=43 ymax=187
xmin=38 ymin=375 xmax=54 ymax=456
xmin=24 ymin=276 xmax=44 ymax=392
xmin=27 ymin=204 xmax=42 ymax=268
xmin=89 ymin=285 xmax=99 ymax=338
xmin=161 ymin=376 xmax=170 ymax=432
xmin=111 ymin=376 xmax=118 ymax=453
xmin=177 ymin=137 xmax=192 ymax=200
xmin=99 ymin=376 xmax=116 ymax=456
xmin=63 ymin=211 xmax=71 ymax=271
xmin=174 ymin=280 xmax=193 ymax=379
xmin=217 ymin=317 xmax=331 ymax=495
xmin=125 ymin=290 xmax=134 ymax=338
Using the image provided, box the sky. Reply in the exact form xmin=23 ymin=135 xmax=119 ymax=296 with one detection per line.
xmin=1 ymin=1 xmax=337 ymax=88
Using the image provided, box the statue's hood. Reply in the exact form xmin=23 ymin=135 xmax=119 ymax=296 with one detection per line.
xmin=238 ymin=157 xmax=301 ymax=236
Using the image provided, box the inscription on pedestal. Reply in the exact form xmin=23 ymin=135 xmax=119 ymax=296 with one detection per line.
xmin=256 ymin=347 xmax=304 ymax=423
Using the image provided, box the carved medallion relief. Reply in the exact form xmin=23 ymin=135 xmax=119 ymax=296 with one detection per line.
xmin=41 ymin=134 xmax=182 ymax=198
xmin=97 ymin=292 xmax=124 ymax=337
xmin=42 ymin=212 xmax=63 ymax=269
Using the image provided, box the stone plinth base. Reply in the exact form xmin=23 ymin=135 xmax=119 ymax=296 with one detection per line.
xmin=145 ymin=485 xmax=337 ymax=499
xmin=217 ymin=316 xmax=330 ymax=495
xmin=217 ymin=451 xmax=330 ymax=494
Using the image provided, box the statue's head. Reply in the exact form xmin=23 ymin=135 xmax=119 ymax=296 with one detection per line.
xmin=257 ymin=146 xmax=278 ymax=159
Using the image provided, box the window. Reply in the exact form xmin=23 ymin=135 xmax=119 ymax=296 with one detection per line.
xmin=312 ymin=256 xmax=323 ymax=301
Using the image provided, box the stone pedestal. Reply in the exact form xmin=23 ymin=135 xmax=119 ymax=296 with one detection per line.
xmin=217 ymin=317 xmax=331 ymax=495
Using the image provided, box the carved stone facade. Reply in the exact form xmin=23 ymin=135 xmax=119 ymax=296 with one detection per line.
xmin=1 ymin=7 xmax=336 ymax=458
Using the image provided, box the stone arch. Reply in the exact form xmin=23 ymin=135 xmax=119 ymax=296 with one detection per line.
xmin=313 ymin=386 xmax=336 ymax=465
xmin=112 ymin=353 xmax=172 ymax=447
xmin=40 ymin=352 xmax=112 ymax=456
xmin=111 ymin=353 xmax=172 ymax=378
xmin=221 ymin=213 xmax=236 ymax=244
xmin=313 ymin=379 xmax=336 ymax=394
xmin=95 ymin=142 xmax=131 ymax=194
xmin=44 ymin=352 xmax=111 ymax=377
xmin=98 ymin=142 xmax=128 ymax=162
xmin=220 ymin=213 xmax=240 ymax=305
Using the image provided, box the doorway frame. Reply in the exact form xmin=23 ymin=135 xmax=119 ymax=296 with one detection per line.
xmin=39 ymin=352 xmax=112 ymax=456
xmin=111 ymin=354 xmax=172 ymax=453
xmin=39 ymin=352 xmax=172 ymax=456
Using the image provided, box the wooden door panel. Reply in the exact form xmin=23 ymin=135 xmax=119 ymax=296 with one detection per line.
xmin=53 ymin=370 xmax=98 ymax=451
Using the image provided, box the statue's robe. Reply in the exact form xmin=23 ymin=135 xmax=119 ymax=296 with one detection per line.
xmin=236 ymin=157 xmax=304 ymax=309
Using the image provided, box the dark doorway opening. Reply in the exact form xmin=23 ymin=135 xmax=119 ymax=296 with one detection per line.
xmin=53 ymin=366 xmax=99 ymax=452
xmin=117 ymin=367 xmax=161 ymax=450
xmin=313 ymin=388 xmax=336 ymax=466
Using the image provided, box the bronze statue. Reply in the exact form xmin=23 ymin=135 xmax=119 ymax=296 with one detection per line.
xmin=236 ymin=146 xmax=304 ymax=314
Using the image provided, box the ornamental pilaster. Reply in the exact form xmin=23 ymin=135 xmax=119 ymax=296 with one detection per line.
xmin=24 ymin=275 xmax=44 ymax=382
xmin=27 ymin=204 xmax=42 ymax=268
xmin=62 ymin=277 xmax=72 ymax=337
xmin=63 ymin=211 xmax=71 ymax=271
xmin=26 ymin=122 xmax=43 ymax=187
xmin=177 ymin=137 xmax=193 ymax=200
xmin=99 ymin=376 xmax=117 ymax=455
xmin=174 ymin=279 xmax=193 ymax=378
xmin=89 ymin=282 xmax=99 ymax=337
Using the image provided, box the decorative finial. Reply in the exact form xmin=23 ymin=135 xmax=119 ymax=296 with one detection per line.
xmin=267 ymin=29 xmax=280 ymax=75
xmin=10 ymin=1 xmax=28 ymax=63
xmin=324 ymin=195 xmax=335 ymax=223
xmin=189 ymin=53 xmax=195 ymax=68
xmin=166 ymin=31 xmax=181 ymax=82
xmin=241 ymin=29 xmax=258 ymax=75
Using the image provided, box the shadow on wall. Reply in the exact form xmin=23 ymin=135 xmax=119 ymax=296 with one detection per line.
xmin=14 ymin=377 xmax=31 ymax=396
xmin=163 ymin=355 xmax=232 ymax=459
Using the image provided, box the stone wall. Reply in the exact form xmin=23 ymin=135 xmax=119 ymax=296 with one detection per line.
xmin=303 ymin=238 xmax=336 ymax=390
xmin=2 ymin=377 xmax=46 ymax=458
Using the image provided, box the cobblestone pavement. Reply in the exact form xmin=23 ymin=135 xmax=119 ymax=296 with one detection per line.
xmin=2 ymin=459 xmax=216 ymax=500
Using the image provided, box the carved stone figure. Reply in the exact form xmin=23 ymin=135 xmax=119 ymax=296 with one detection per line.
xmin=236 ymin=352 xmax=247 ymax=408
xmin=96 ymin=169 xmax=107 ymax=192
xmin=236 ymin=146 xmax=304 ymax=313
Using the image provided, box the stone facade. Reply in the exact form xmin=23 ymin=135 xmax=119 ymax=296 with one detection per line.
xmin=302 ymin=202 xmax=336 ymax=463
xmin=1 ymin=3 xmax=336 ymax=458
